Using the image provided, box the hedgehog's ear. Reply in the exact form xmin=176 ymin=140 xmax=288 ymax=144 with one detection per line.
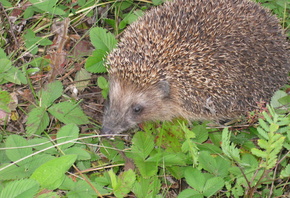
xmin=157 ymin=80 xmax=170 ymax=98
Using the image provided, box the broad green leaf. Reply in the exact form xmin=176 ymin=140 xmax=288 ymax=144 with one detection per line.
xmin=5 ymin=135 xmax=32 ymax=162
xmin=65 ymin=179 xmax=109 ymax=197
xmin=30 ymin=155 xmax=77 ymax=189
xmin=0 ymin=179 xmax=39 ymax=198
xmin=113 ymin=169 xmax=136 ymax=198
xmin=178 ymin=189 xmax=203 ymax=198
xmin=29 ymin=0 xmax=65 ymax=15
xmin=191 ymin=124 xmax=208 ymax=143
xmin=130 ymin=132 xmax=155 ymax=159
xmin=85 ymin=49 xmax=107 ymax=73
xmin=56 ymin=123 xmax=79 ymax=150
xmin=27 ymin=138 xmax=57 ymax=154
xmin=134 ymin=158 xmax=158 ymax=178
xmin=64 ymin=147 xmax=91 ymax=160
xmin=203 ymin=177 xmax=224 ymax=197
xmin=184 ymin=167 xmax=206 ymax=192
xmin=48 ymin=101 xmax=89 ymax=125
xmin=0 ymin=48 xmax=7 ymax=58
xmin=148 ymin=152 xmax=187 ymax=166
xmin=1 ymin=65 xmax=27 ymax=85
xmin=26 ymin=107 xmax=49 ymax=135
xmin=0 ymin=58 xmax=11 ymax=73
xmin=90 ymin=27 xmax=117 ymax=51
xmin=133 ymin=177 xmax=161 ymax=198
xmin=38 ymin=80 xmax=63 ymax=108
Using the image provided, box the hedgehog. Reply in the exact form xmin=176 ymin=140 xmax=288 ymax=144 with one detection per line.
xmin=101 ymin=0 xmax=289 ymax=135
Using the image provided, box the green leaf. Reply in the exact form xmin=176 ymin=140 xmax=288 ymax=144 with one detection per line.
xmin=90 ymin=27 xmax=117 ymax=51
xmin=0 ymin=58 xmax=11 ymax=73
xmin=57 ymin=123 xmax=79 ymax=150
xmin=28 ymin=0 xmax=65 ymax=15
xmin=133 ymin=177 xmax=161 ymax=198
xmin=112 ymin=169 xmax=136 ymax=198
xmin=64 ymin=147 xmax=91 ymax=160
xmin=131 ymin=132 xmax=155 ymax=160
xmin=221 ymin=128 xmax=241 ymax=162
xmin=26 ymin=107 xmax=49 ymax=135
xmin=251 ymin=148 xmax=267 ymax=158
xmin=178 ymin=189 xmax=203 ymax=198
xmin=30 ymin=155 xmax=77 ymax=190
xmin=0 ymin=59 xmax=27 ymax=85
xmin=37 ymin=81 xmax=63 ymax=108
xmin=85 ymin=49 xmax=107 ymax=73
xmin=203 ymin=177 xmax=224 ymax=197
xmin=0 ymin=90 xmax=12 ymax=112
xmin=280 ymin=164 xmax=290 ymax=178
xmin=134 ymin=158 xmax=158 ymax=178
xmin=5 ymin=135 xmax=32 ymax=162
xmin=24 ymin=29 xmax=53 ymax=54
xmin=271 ymin=90 xmax=287 ymax=108
xmin=98 ymin=76 xmax=109 ymax=98
xmin=184 ymin=167 xmax=206 ymax=192
xmin=0 ymin=179 xmax=39 ymax=198
xmin=48 ymin=101 xmax=89 ymax=125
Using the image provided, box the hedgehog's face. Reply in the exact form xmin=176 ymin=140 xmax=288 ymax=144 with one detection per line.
xmin=101 ymin=79 xmax=172 ymax=135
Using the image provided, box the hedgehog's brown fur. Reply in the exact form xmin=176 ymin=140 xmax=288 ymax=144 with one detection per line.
xmin=101 ymin=0 xmax=289 ymax=134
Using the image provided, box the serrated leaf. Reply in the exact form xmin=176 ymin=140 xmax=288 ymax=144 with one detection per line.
xmin=90 ymin=27 xmax=117 ymax=51
xmin=280 ymin=164 xmax=290 ymax=178
xmin=75 ymin=68 xmax=92 ymax=91
xmin=5 ymin=135 xmax=32 ymax=162
xmin=26 ymin=107 xmax=49 ymax=135
xmin=85 ymin=49 xmax=107 ymax=73
xmin=134 ymin=158 xmax=158 ymax=178
xmin=251 ymin=148 xmax=267 ymax=158
xmin=269 ymin=123 xmax=279 ymax=133
xmin=30 ymin=155 xmax=77 ymax=189
xmin=0 ymin=179 xmax=39 ymax=198
xmin=2 ymin=66 xmax=27 ymax=85
xmin=203 ymin=177 xmax=224 ymax=197
xmin=131 ymin=132 xmax=155 ymax=160
xmin=48 ymin=101 xmax=89 ymax=125
xmin=38 ymin=81 xmax=63 ymax=108
xmin=108 ymin=169 xmax=118 ymax=188
xmin=113 ymin=169 xmax=136 ymax=198
xmin=133 ymin=176 xmax=161 ymax=198
xmin=184 ymin=167 xmax=206 ymax=192
xmin=221 ymin=128 xmax=241 ymax=162
xmin=57 ymin=123 xmax=79 ymax=150
xmin=256 ymin=127 xmax=269 ymax=140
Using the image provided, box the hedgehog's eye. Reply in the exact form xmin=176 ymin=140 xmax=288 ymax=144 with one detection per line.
xmin=132 ymin=104 xmax=143 ymax=115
